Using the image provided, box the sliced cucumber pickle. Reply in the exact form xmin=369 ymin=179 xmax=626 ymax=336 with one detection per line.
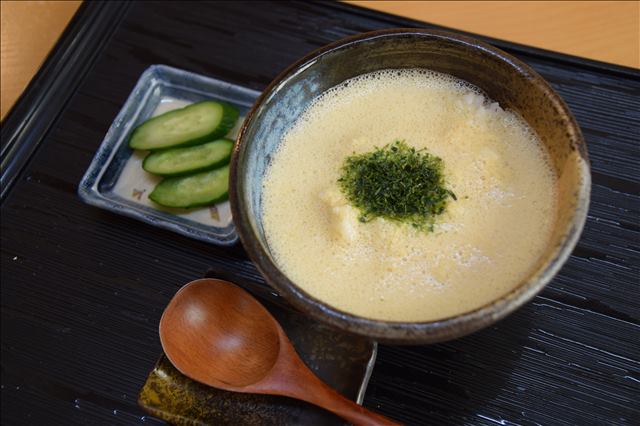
xmin=129 ymin=101 xmax=239 ymax=150
xmin=149 ymin=165 xmax=229 ymax=208
xmin=143 ymin=139 xmax=233 ymax=176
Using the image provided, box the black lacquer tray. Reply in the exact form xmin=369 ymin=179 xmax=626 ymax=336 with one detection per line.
xmin=1 ymin=2 xmax=638 ymax=425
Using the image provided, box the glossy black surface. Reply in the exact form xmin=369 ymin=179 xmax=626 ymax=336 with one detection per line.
xmin=1 ymin=2 xmax=639 ymax=425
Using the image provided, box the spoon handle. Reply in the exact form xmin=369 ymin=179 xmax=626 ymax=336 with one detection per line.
xmin=304 ymin=378 xmax=401 ymax=426
xmin=288 ymin=364 xmax=401 ymax=426
xmin=262 ymin=339 xmax=402 ymax=426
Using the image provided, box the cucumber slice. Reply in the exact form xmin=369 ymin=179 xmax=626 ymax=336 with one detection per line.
xmin=129 ymin=101 xmax=239 ymax=150
xmin=143 ymin=139 xmax=233 ymax=176
xmin=149 ymin=165 xmax=229 ymax=208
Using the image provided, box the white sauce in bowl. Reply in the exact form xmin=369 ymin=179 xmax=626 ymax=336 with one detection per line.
xmin=262 ymin=69 xmax=557 ymax=322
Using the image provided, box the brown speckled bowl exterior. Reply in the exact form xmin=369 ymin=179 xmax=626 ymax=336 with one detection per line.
xmin=230 ymin=29 xmax=591 ymax=344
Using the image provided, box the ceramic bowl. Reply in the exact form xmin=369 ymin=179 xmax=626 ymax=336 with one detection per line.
xmin=229 ymin=29 xmax=590 ymax=344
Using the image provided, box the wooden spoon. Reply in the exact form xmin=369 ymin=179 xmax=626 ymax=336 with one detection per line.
xmin=159 ymin=278 xmax=400 ymax=426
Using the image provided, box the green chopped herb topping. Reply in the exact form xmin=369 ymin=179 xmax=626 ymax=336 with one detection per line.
xmin=338 ymin=140 xmax=455 ymax=231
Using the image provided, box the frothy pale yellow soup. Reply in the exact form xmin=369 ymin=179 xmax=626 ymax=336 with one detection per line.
xmin=262 ymin=69 xmax=557 ymax=322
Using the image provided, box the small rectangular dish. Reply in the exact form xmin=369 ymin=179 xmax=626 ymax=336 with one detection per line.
xmin=78 ymin=65 xmax=259 ymax=245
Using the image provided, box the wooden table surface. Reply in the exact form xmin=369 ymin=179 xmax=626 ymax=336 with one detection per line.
xmin=1 ymin=1 xmax=638 ymax=120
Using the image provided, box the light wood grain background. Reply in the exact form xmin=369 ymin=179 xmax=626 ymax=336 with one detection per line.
xmin=1 ymin=0 xmax=81 ymax=120
xmin=1 ymin=1 xmax=639 ymax=120
xmin=349 ymin=1 xmax=640 ymax=67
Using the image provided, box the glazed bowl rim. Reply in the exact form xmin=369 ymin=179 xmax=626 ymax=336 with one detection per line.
xmin=229 ymin=28 xmax=591 ymax=344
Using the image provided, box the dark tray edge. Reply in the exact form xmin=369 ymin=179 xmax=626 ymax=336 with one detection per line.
xmin=0 ymin=1 xmax=132 ymax=202
xmin=2 ymin=1 xmax=638 ymax=205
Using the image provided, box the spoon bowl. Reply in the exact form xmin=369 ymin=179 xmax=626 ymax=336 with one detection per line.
xmin=160 ymin=278 xmax=280 ymax=388
xmin=159 ymin=278 xmax=399 ymax=426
